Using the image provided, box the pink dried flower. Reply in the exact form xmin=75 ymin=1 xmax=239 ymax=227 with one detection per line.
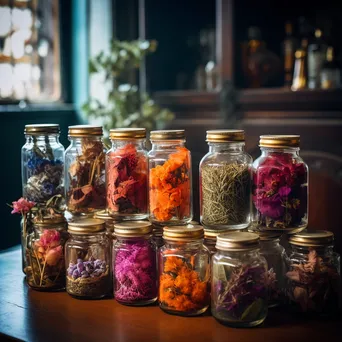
xmin=39 ymin=229 xmax=61 ymax=248
xmin=11 ymin=197 xmax=35 ymax=215
xmin=45 ymin=245 xmax=63 ymax=266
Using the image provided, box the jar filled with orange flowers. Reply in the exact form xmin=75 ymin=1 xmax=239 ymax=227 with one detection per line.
xmin=159 ymin=226 xmax=210 ymax=316
xmin=148 ymin=130 xmax=193 ymax=225
xmin=106 ymin=128 xmax=148 ymax=220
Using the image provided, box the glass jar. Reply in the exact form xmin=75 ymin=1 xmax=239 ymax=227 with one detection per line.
xmin=200 ymin=130 xmax=252 ymax=230
xmin=65 ymin=219 xmax=111 ymax=299
xmin=148 ymin=130 xmax=193 ymax=225
xmin=113 ymin=221 xmax=157 ymax=306
xmin=26 ymin=218 xmax=68 ymax=291
xmin=211 ymin=232 xmax=268 ymax=327
xmin=287 ymin=231 xmax=341 ymax=315
xmin=159 ymin=226 xmax=210 ymax=316
xmin=21 ymin=124 xmax=64 ymax=203
xmin=252 ymin=135 xmax=308 ymax=233
xmin=106 ymin=128 xmax=148 ymax=220
xmin=65 ymin=125 xmax=106 ymax=217
xmin=94 ymin=210 xmax=117 ymax=248
xmin=21 ymin=213 xmax=34 ymax=274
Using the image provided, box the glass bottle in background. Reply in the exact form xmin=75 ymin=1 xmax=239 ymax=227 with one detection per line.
xmin=205 ymin=29 xmax=218 ymax=91
xmin=195 ymin=30 xmax=209 ymax=91
xmin=320 ymin=47 xmax=341 ymax=89
xmin=283 ymin=22 xmax=298 ymax=87
xmin=291 ymin=39 xmax=308 ymax=91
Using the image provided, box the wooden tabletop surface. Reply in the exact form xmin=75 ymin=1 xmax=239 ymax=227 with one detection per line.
xmin=0 ymin=246 xmax=340 ymax=342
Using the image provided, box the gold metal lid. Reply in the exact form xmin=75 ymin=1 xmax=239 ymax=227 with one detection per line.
xmin=289 ymin=230 xmax=334 ymax=247
xmin=68 ymin=218 xmax=105 ymax=234
xmin=259 ymin=135 xmax=300 ymax=148
xmin=94 ymin=210 xmax=117 ymax=222
xmin=24 ymin=124 xmax=60 ymax=135
xmin=206 ymin=130 xmax=245 ymax=143
xmin=33 ymin=216 xmax=67 ymax=227
xmin=114 ymin=221 xmax=152 ymax=237
xmin=68 ymin=125 xmax=103 ymax=137
xmin=204 ymin=228 xmax=243 ymax=240
xmin=150 ymin=130 xmax=185 ymax=140
xmin=216 ymin=232 xmax=260 ymax=251
xmin=109 ymin=128 xmax=146 ymax=140
xmin=248 ymin=229 xmax=282 ymax=241
xmin=163 ymin=226 xmax=204 ymax=241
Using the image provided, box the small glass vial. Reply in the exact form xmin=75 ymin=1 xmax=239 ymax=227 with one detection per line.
xmin=65 ymin=219 xmax=111 ymax=299
xmin=65 ymin=125 xmax=106 ymax=217
xmin=159 ymin=226 xmax=210 ymax=316
xmin=287 ymin=231 xmax=341 ymax=315
xmin=148 ymin=130 xmax=193 ymax=225
xmin=113 ymin=221 xmax=157 ymax=305
xmin=26 ymin=217 xmax=68 ymax=291
xmin=211 ymin=232 xmax=268 ymax=327
xmin=106 ymin=128 xmax=148 ymax=220
xmin=252 ymin=135 xmax=308 ymax=233
xmin=22 ymin=124 xmax=64 ymax=203
xmin=200 ymin=130 xmax=252 ymax=230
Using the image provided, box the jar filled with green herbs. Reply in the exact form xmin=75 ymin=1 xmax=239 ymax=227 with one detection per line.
xmin=200 ymin=130 xmax=252 ymax=230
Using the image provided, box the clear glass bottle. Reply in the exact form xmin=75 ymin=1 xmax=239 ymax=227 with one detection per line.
xmin=291 ymin=39 xmax=308 ymax=91
xmin=320 ymin=47 xmax=341 ymax=89
xmin=283 ymin=21 xmax=298 ymax=87
xmin=113 ymin=221 xmax=157 ymax=306
xmin=148 ymin=130 xmax=193 ymax=225
xmin=211 ymin=232 xmax=268 ymax=327
xmin=200 ymin=130 xmax=252 ymax=230
xmin=21 ymin=124 xmax=64 ymax=204
xmin=287 ymin=230 xmax=341 ymax=315
xmin=26 ymin=217 xmax=68 ymax=291
xmin=65 ymin=218 xmax=111 ymax=299
xmin=159 ymin=226 xmax=210 ymax=316
xmin=106 ymin=128 xmax=148 ymax=220
xmin=252 ymin=135 xmax=308 ymax=233
xmin=65 ymin=125 xmax=106 ymax=217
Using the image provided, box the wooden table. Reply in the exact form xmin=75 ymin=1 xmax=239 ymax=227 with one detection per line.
xmin=0 ymin=246 xmax=340 ymax=342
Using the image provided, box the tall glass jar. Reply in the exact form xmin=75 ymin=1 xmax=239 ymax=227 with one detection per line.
xmin=286 ymin=231 xmax=341 ymax=315
xmin=65 ymin=125 xmax=106 ymax=217
xmin=106 ymin=128 xmax=148 ymax=220
xmin=65 ymin=219 xmax=111 ymax=299
xmin=159 ymin=226 xmax=210 ymax=316
xmin=22 ymin=124 xmax=64 ymax=204
xmin=113 ymin=221 xmax=157 ymax=305
xmin=148 ymin=130 xmax=193 ymax=225
xmin=252 ymin=135 xmax=308 ymax=233
xmin=200 ymin=130 xmax=252 ymax=230
xmin=211 ymin=232 xmax=268 ymax=327
xmin=26 ymin=217 xmax=68 ymax=291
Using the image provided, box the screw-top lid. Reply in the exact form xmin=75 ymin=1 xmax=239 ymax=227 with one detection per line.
xmin=259 ymin=135 xmax=300 ymax=148
xmin=94 ymin=210 xmax=118 ymax=232
xmin=150 ymin=130 xmax=185 ymax=141
xmin=33 ymin=215 xmax=67 ymax=226
xmin=68 ymin=218 xmax=105 ymax=234
xmin=114 ymin=221 xmax=152 ymax=237
xmin=163 ymin=226 xmax=204 ymax=241
xmin=109 ymin=128 xmax=146 ymax=140
xmin=216 ymin=232 xmax=260 ymax=251
xmin=205 ymin=228 xmax=245 ymax=240
xmin=248 ymin=229 xmax=282 ymax=241
xmin=289 ymin=230 xmax=334 ymax=247
xmin=206 ymin=129 xmax=245 ymax=143
xmin=68 ymin=125 xmax=103 ymax=137
xmin=24 ymin=124 xmax=60 ymax=135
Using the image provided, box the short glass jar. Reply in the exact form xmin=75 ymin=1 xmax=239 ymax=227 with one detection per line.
xmin=65 ymin=125 xmax=106 ymax=217
xmin=211 ymin=232 xmax=268 ymax=327
xmin=159 ymin=226 xmax=210 ymax=316
xmin=106 ymin=128 xmax=148 ymax=220
xmin=286 ymin=231 xmax=341 ymax=315
xmin=200 ymin=130 xmax=252 ymax=230
xmin=21 ymin=124 xmax=64 ymax=204
xmin=26 ymin=217 xmax=68 ymax=291
xmin=113 ymin=221 xmax=157 ymax=305
xmin=148 ymin=130 xmax=193 ymax=225
xmin=65 ymin=219 xmax=111 ymax=299
xmin=252 ymin=135 xmax=308 ymax=233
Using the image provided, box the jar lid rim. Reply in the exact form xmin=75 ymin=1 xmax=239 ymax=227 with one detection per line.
xmin=150 ymin=129 xmax=185 ymax=140
xmin=206 ymin=129 xmax=245 ymax=142
xmin=163 ymin=225 xmax=204 ymax=240
xmin=259 ymin=135 xmax=300 ymax=148
xmin=68 ymin=218 xmax=105 ymax=233
xmin=24 ymin=124 xmax=60 ymax=135
xmin=109 ymin=128 xmax=146 ymax=139
xmin=114 ymin=221 xmax=152 ymax=237
xmin=68 ymin=125 xmax=103 ymax=137
xmin=289 ymin=230 xmax=334 ymax=246
xmin=216 ymin=232 xmax=259 ymax=251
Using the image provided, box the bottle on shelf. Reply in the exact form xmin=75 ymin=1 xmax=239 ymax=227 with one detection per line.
xmin=320 ymin=47 xmax=341 ymax=89
xmin=204 ymin=29 xmax=218 ymax=91
xmin=283 ymin=22 xmax=298 ymax=87
xmin=291 ymin=39 xmax=308 ymax=91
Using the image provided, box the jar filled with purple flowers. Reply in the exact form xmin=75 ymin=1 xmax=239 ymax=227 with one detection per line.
xmin=113 ymin=221 xmax=157 ymax=306
xmin=211 ymin=232 xmax=268 ymax=327
xmin=252 ymin=135 xmax=308 ymax=233
xmin=65 ymin=219 xmax=111 ymax=299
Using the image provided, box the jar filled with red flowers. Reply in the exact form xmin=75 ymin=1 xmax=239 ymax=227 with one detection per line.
xmin=159 ymin=226 xmax=210 ymax=316
xmin=113 ymin=221 xmax=157 ymax=306
xmin=286 ymin=231 xmax=341 ymax=315
xmin=200 ymin=130 xmax=252 ymax=230
xmin=211 ymin=232 xmax=268 ymax=327
xmin=26 ymin=217 xmax=68 ymax=291
xmin=65 ymin=219 xmax=111 ymax=299
xmin=252 ymin=135 xmax=308 ymax=233
xmin=65 ymin=125 xmax=106 ymax=217
xmin=148 ymin=130 xmax=193 ymax=225
xmin=106 ymin=128 xmax=148 ymax=220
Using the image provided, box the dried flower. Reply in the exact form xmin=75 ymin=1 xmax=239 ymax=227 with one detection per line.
xmin=10 ymin=197 xmax=35 ymax=215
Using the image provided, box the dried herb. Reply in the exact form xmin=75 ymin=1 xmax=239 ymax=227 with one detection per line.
xmin=107 ymin=144 xmax=147 ymax=216
xmin=150 ymin=147 xmax=191 ymax=222
xmin=201 ymin=163 xmax=251 ymax=226
xmin=286 ymin=249 xmax=341 ymax=314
